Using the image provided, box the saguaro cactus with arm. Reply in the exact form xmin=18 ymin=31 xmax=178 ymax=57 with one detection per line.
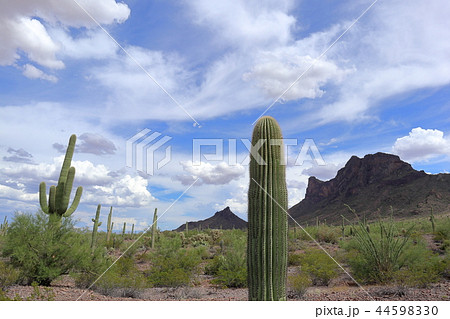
xmin=247 ymin=116 xmax=288 ymax=301
xmin=39 ymin=134 xmax=83 ymax=225
xmin=91 ymin=204 xmax=102 ymax=250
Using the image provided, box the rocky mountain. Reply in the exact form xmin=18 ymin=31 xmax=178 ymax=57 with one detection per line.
xmin=289 ymin=152 xmax=450 ymax=225
xmin=174 ymin=207 xmax=247 ymax=231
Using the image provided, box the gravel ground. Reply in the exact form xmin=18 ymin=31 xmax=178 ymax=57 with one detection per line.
xmin=3 ymin=278 xmax=449 ymax=301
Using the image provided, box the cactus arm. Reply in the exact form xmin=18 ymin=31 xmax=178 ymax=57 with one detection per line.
xmin=61 ymin=167 xmax=76 ymax=213
xmin=48 ymin=186 xmax=56 ymax=215
xmin=151 ymin=208 xmax=158 ymax=249
xmin=39 ymin=182 xmax=49 ymax=214
xmin=63 ymin=186 xmax=83 ymax=217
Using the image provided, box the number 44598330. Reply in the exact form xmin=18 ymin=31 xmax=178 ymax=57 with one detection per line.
xmin=376 ymin=305 xmax=438 ymax=316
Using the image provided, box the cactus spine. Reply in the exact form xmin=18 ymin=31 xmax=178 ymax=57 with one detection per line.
xmin=151 ymin=208 xmax=158 ymax=249
xmin=91 ymin=204 xmax=102 ymax=250
xmin=247 ymin=116 xmax=288 ymax=301
xmin=106 ymin=207 xmax=113 ymax=243
xmin=39 ymin=134 xmax=83 ymax=225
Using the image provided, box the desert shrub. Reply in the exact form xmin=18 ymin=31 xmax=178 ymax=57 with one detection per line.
xmin=434 ymin=217 xmax=450 ymax=242
xmin=94 ymin=257 xmax=146 ymax=298
xmin=300 ymin=248 xmax=339 ymax=286
xmin=344 ymin=215 xmax=414 ymax=284
xmin=208 ymin=249 xmax=247 ymax=288
xmin=2 ymin=211 xmax=108 ymax=286
xmin=0 ymin=260 xmax=19 ymax=290
xmin=288 ymin=272 xmax=312 ymax=297
xmin=315 ymin=225 xmax=339 ymax=244
xmin=146 ymin=239 xmax=203 ymax=287
xmin=288 ymin=253 xmax=302 ymax=266
xmin=392 ymin=241 xmax=446 ymax=288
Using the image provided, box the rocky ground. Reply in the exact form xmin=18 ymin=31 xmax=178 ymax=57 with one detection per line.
xmin=3 ymin=276 xmax=449 ymax=301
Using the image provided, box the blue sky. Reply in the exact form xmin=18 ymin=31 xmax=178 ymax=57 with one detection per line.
xmin=1 ymin=0 xmax=449 ymax=231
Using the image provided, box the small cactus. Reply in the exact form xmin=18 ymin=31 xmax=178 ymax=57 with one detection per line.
xmin=91 ymin=205 xmax=102 ymax=250
xmin=430 ymin=207 xmax=436 ymax=233
xmin=106 ymin=207 xmax=113 ymax=243
xmin=131 ymin=224 xmax=135 ymax=237
xmin=151 ymin=208 xmax=158 ymax=249
xmin=122 ymin=222 xmax=126 ymax=238
xmin=185 ymin=221 xmax=189 ymax=234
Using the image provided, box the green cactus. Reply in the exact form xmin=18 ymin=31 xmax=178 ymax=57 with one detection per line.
xmin=106 ymin=207 xmax=113 ymax=243
xmin=430 ymin=207 xmax=436 ymax=233
xmin=151 ymin=208 xmax=158 ymax=249
xmin=185 ymin=221 xmax=189 ymax=234
xmin=131 ymin=224 xmax=135 ymax=237
xmin=341 ymin=215 xmax=345 ymax=237
xmin=0 ymin=216 xmax=8 ymax=235
xmin=247 ymin=116 xmax=288 ymax=301
xmin=122 ymin=222 xmax=126 ymax=238
xmin=39 ymin=134 xmax=83 ymax=225
xmin=91 ymin=204 xmax=102 ymax=250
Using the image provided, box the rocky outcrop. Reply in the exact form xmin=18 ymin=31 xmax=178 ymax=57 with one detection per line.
xmin=289 ymin=153 xmax=450 ymax=224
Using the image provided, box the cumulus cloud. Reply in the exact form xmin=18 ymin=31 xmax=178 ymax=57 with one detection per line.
xmin=243 ymin=51 xmax=349 ymax=101
xmin=392 ymin=127 xmax=450 ymax=162
xmin=53 ymin=133 xmax=116 ymax=155
xmin=0 ymin=156 xmax=153 ymax=208
xmin=174 ymin=161 xmax=245 ymax=186
xmin=0 ymin=0 xmax=130 ymax=72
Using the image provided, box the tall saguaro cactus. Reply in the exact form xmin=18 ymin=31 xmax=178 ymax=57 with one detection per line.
xmin=39 ymin=134 xmax=83 ymax=224
xmin=247 ymin=116 xmax=288 ymax=301
xmin=91 ymin=204 xmax=102 ymax=250
xmin=151 ymin=208 xmax=158 ymax=249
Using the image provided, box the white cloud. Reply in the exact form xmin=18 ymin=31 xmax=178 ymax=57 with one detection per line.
xmin=175 ymin=161 xmax=245 ymax=185
xmin=0 ymin=0 xmax=129 ymax=71
xmin=303 ymin=0 xmax=450 ymax=126
xmin=392 ymin=127 xmax=450 ymax=162
xmin=186 ymin=0 xmax=295 ymax=48
xmin=22 ymin=64 xmax=58 ymax=82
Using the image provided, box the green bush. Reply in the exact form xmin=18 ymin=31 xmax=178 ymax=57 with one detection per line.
xmin=300 ymin=248 xmax=339 ymax=286
xmin=208 ymin=250 xmax=247 ymax=288
xmin=392 ymin=241 xmax=446 ymax=288
xmin=0 ymin=260 xmax=19 ymax=290
xmin=2 ymin=211 xmax=107 ymax=286
xmin=94 ymin=257 xmax=146 ymax=298
xmin=288 ymin=272 xmax=312 ymax=297
xmin=145 ymin=237 xmax=203 ymax=287
xmin=315 ymin=225 xmax=339 ymax=244
xmin=288 ymin=253 xmax=302 ymax=266
xmin=344 ymin=215 xmax=413 ymax=284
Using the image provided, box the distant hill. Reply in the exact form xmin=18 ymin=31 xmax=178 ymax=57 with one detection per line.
xmin=289 ymin=152 xmax=450 ymax=225
xmin=174 ymin=207 xmax=247 ymax=231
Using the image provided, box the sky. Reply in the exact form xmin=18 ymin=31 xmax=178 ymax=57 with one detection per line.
xmin=0 ymin=0 xmax=449 ymax=232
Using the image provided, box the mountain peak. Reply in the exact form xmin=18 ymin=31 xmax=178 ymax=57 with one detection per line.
xmin=174 ymin=207 xmax=247 ymax=231
xmin=290 ymin=152 xmax=449 ymax=224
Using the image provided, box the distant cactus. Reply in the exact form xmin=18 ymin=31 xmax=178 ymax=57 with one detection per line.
xmin=341 ymin=215 xmax=345 ymax=237
xmin=91 ymin=205 xmax=102 ymax=250
xmin=131 ymin=224 xmax=135 ymax=237
xmin=106 ymin=207 xmax=113 ymax=243
xmin=185 ymin=221 xmax=189 ymax=234
xmin=151 ymin=208 xmax=158 ymax=249
xmin=247 ymin=116 xmax=288 ymax=301
xmin=430 ymin=207 xmax=436 ymax=233
xmin=39 ymin=134 xmax=82 ymax=225
xmin=0 ymin=216 xmax=8 ymax=235
xmin=122 ymin=222 xmax=126 ymax=237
